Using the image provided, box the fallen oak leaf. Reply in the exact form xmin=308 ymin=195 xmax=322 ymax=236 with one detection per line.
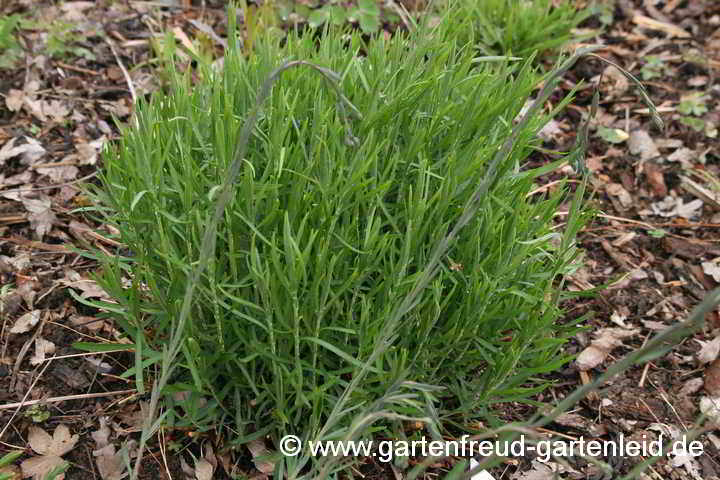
xmin=702 ymin=261 xmax=720 ymax=283
xmin=21 ymin=195 xmax=56 ymax=240
xmin=91 ymin=416 xmax=126 ymax=480
xmin=697 ymin=335 xmax=720 ymax=365
xmin=30 ymin=337 xmax=56 ymax=365
xmin=247 ymin=439 xmax=275 ymax=475
xmin=20 ymin=457 xmax=69 ymax=480
xmin=194 ymin=458 xmax=214 ymax=480
xmin=0 ymin=137 xmax=46 ymax=167
xmin=194 ymin=444 xmax=217 ymax=480
xmin=9 ymin=310 xmax=41 ymax=334
xmin=5 ymin=89 xmax=24 ymax=111
xmin=628 ymin=130 xmax=660 ymax=161
xmin=93 ymin=445 xmax=125 ymax=480
xmin=576 ymin=327 xmax=640 ymax=371
xmin=28 ymin=425 xmax=77 ymax=457
xmin=21 ymin=425 xmax=77 ymax=480
xmin=60 ymin=269 xmax=112 ymax=300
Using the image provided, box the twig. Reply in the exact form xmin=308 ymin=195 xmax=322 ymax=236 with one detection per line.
xmin=55 ymin=61 xmax=101 ymax=76
xmin=0 ymin=389 xmax=137 ymax=411
xmin=0 ymin=171 xmax=99 ymax=194
xmin=106 ymin=37 xmax=137 ymax=105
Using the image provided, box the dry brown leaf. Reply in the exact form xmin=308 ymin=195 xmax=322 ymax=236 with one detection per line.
xmin=216 ymin=451 xmax=232 ymax=477
xmin=16 ymin=277 xmax=39 ymax=308
xmin=41 ymin=100 xmax=71 ymax=122
xmin=705 ymin=358 xmax=720 ymax=396
xmin=36 ymin=163 xmax=80 ymax=183
xmin=643 ymin=161 xmax=667 ymax=197
xmin=0 ymin=137 xmax=46 ymax=167
xmin=605 ymin=183 xmax=632 ymax=208
xmin=10 ymin=310 xmax=41 ymax=334
xmin=21 ymin=195 xmax=56 ymax=239
xmin=20 ymin=456 xmax=67 ymax=480
xmin=75 ymin=136 xmax=106 ymax=165
xmin=647 ymin=196 xmax=703 ymax=218
xmin=90 ymin=417 xmax=127 ymax=480
xmin=21 ymin=425 xmax=78 ymax=480
xmin=60 ymin=1 xmax=95 ymax=20
xmin=576 ymin=327 xmax=640 ymax=371
xmin=5 ymin=89 xmax=24 ymax=111
xmin=702 ymin=261 xmax=720 ymax=282
xmin=30 ymin=337 xmax=56 ymax=365
xmin=93 ymin=445 xmax=125 ymax=480
xmin=91 ymin=416 xmax=112 ymax=448
xmin=642 ymin=320 xmax=667 ymax=331
xmin=69 ymin=314 xmax=106 ymax=332
xmin=699 ymin=396 xmax=720 ymax=423
xmin=699 ymin=335 xmax=720 ymax=365
xmin=100 ymin=100 xmax=131 ymax=118
xmin=247 ymin=439 xmax=275 ymax=474
xmin=667 ymin=147 xmax=695 ymax=167
xmin=23 ymin=97 xmax=47 ymax=122
xmin=609 ymin=309 xmax=630 ymax=328
xmin=85 ymin=356 xmax=113 ymax=373
xmin=60 ymin=269 xmax=111 ymax=300
xmin=629 ymin=130 xmax=660 ymax=161
xmin=611 ymin=232 xmax=637 ymax=248
xmin=681 ymin=175 xmax=720 ymax=210
xmin=679 ymin=377 xmax=704 ymax=396
xmin=600 ymin=65 xmax=629 ymax=95
xmin=537 ymin=119 xmax=563 ymax=142
xmin=195 ymin=458 xmax=214 ymax=480
xmin=553 ymin=412 xmax=589 ymax=429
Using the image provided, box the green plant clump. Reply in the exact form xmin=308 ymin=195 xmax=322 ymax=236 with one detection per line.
xmin=92 ymin=12 xmax=590 ymax=461
xmin=459 ymin=0 xmax=591 ymax=59
xmin=0 ymin=14 xmax=24 ymax=69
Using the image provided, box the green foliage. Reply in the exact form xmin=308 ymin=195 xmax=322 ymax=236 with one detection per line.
xmin=278 ymin=0 xmax=396 ymax=34
xmin=91 ymin=11 xmax=591 ymax=473
xmin=0 ymin=14 xmax=24 ymax=69
xmin=677 ymin=93 xmax=711 ymax=135
xmin=679 ymin=116 xmax=705 ymax=132
xmin=648 ymin=229 xmax=666 ymax=238
xmin=0 ymin=451 xmax=23 ymax=469
xmin=457 ymin=0 xmax=592 ymax=60
xmin=246 ymin=0 xmax=588 ymax=52
xmin=595 ymin=2 xmax=614 ymax=26
xmin=596 ymin=125 xmax=628 ymax=144
xmin=678 ymin=93 xmax=708 ymax=116
xmin=43 ymin=463 xmax=69 ymax=480
xmin=45 ymin=21 xmax=95 ymax=61
xmin=23 ymin=404 xmax=51 ymax=423
xmin=640 ymin=56 xmax=668 ymax=80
